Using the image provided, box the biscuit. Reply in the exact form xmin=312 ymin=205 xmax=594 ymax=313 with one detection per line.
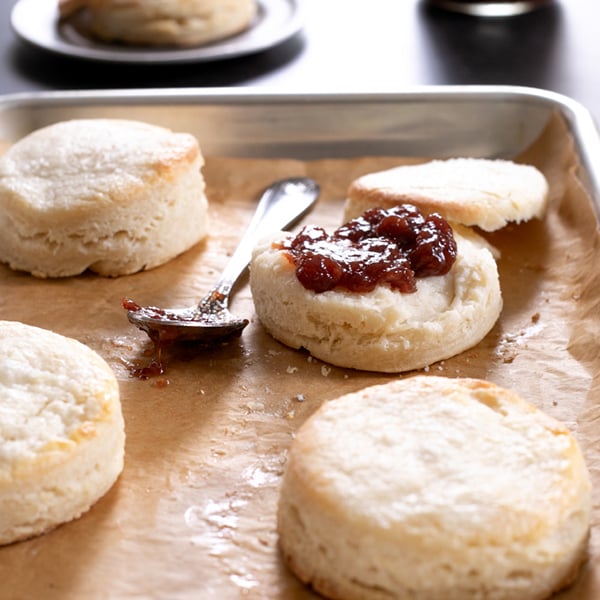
xmin=59 ymin=0 xmax=258 ymax=47
xmin=250 ymin=224 xmax=502 ymax=372
xmin=345 ymin=158 xmax=549 ymax=231
xmin=0 ymin=119 xmax=208 ymax=278
xmin=0 ymin=320 xmax=125 ymax=545
xmin=278 ymin=376 xmax=592 ymax=600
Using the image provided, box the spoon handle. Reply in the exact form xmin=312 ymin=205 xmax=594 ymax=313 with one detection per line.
xmin=200 ymin=177 xmax=320 ymax=309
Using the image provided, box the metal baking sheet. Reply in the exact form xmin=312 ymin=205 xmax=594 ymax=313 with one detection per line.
xmin=0 ymin=86 xmax=599 ymax=204
xmin=0 ymin=86 xmax=599 ymax=600
xmin=0 ymin=86 xmax=600 ymax=204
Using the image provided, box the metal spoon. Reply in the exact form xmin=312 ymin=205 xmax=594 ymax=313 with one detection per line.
xmin=123 ymin=177 xmax=319 ymax=345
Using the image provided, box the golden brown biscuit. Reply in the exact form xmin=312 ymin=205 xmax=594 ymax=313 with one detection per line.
xmin=278 ymin=376 xmax=591 ymax=600
xmin=0 ymin=118 xmax=208 ymax=278
xmin=0 ymin=321 xmax=125 ymax=545
xmin=345 ymin=158 xmax=549 ymax=231
xmin=59 ymin=0 xmax=258 ymax=47
xmin=250 ymin=223 xmax=502 ymax=372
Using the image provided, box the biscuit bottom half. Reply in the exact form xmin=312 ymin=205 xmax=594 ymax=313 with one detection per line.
xmin=250 ymin=226 xmax=502 ymax=373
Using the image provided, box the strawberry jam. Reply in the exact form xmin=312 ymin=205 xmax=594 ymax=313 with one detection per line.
xmin=278 ymin=205 xmax=457 ymax=294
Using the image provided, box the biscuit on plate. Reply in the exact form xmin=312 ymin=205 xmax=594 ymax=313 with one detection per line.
xmin=278 ymin=376 xmax=591 ymax=600
xmin=59 ymin=0 xmax=258 ymax=47
xmin=250 ymin=208 xmax=502 ymax=372
xmin=0 ymin=118 xmax=208 ymax=278
xmin=0 ymin=320 xmax=125 ymax=545
xmin=344 ymin=158 xmax=549 ymax=231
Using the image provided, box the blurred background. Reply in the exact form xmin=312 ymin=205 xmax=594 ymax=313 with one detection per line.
xmin=0 ymin=0 xmax=599 ymax=120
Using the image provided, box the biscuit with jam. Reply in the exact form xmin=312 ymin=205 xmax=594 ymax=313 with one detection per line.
xmin=250 ymin=205 xmax=501 ymax=372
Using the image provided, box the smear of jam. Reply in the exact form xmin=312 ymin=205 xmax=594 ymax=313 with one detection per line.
xmin=277 ymin=205 xmax=457 ymax=294
xmin=127 ymin=357 xmax=165 ymax=380
xmin=121 ymin=297 xmax=245 ymax=380
xmin=122 ymin=297 xmax=198 ymax=325
xmin=122 ymin=298 xmax=169 ymax=380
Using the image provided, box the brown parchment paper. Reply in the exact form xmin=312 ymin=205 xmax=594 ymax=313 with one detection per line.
xmin=1 ymin=112 xmax=600 ymax=600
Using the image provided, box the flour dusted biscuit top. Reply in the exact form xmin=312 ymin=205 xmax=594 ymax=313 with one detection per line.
xmin=0 ymin=118 xmax=208 ymax=277
xmin=59 ymin=0 xmax=257 ymax=47
xmin=0 ymin=320 xmax=125 ymax=545
xmin=250 ymin=210 xmax=502 ymax=372
xmin=345 ymin=158 xmax=549 ymax=231
xmin=277 ymin=376 xmax=592 ymax=600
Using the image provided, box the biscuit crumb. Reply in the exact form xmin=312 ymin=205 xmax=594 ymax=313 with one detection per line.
xmin=110 ymin=337 xmax=133 ymax=350
xmin=151 ymin=378 xmax=170 ymax=389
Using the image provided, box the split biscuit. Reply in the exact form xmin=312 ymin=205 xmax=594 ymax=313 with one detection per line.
xmin=59 ymin=0 xmax=258 ymax=47
xmin=0 ymin=118 xmax=208 ymax=278
xmin=278 ymin=376 xmax=592 ymax=600
xmin=0 ymin=320 xmax=125 ymax=545
xmin=345 ymin=158 xmax=549 ymax=231
xmin=250 ymin=224 xmax=502 ymax=372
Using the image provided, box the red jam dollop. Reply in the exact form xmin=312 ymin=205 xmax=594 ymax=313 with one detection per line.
xmin=278 ymin=205 xmax=457 ymax=294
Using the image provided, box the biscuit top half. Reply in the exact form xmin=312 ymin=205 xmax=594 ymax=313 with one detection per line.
xmin=346 ymin=158 xmax=549 ymax=231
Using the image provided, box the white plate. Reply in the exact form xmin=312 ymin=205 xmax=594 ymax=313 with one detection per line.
xmin=11 ymin=0 xmax=302 ymax=64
